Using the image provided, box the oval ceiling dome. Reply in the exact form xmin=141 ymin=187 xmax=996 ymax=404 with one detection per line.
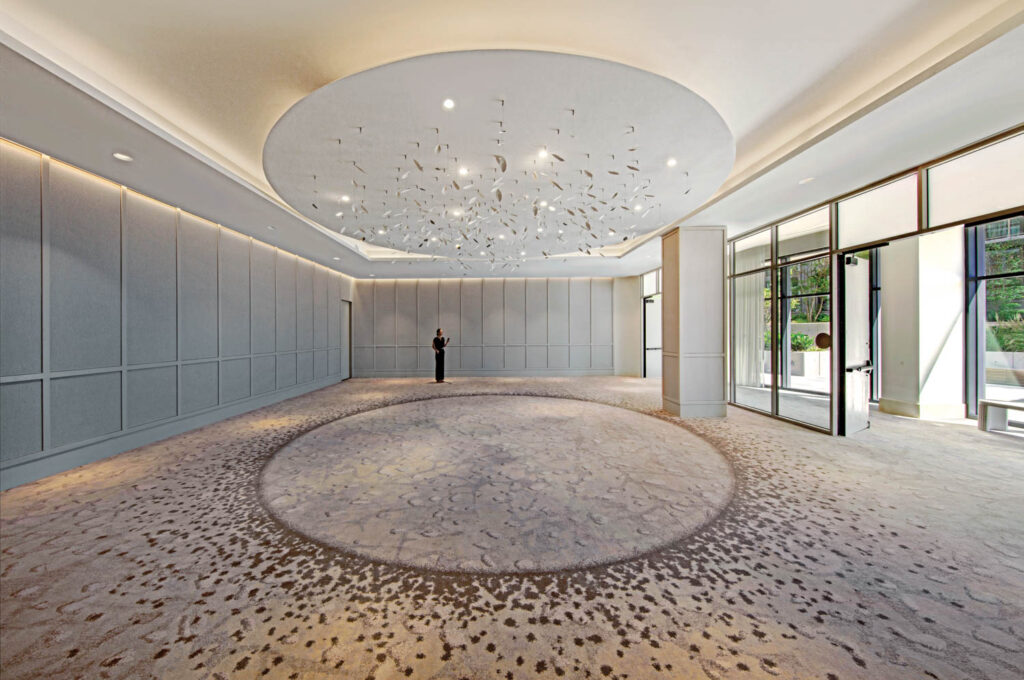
xmin=264 ymin=50 xmax=734 ymax=265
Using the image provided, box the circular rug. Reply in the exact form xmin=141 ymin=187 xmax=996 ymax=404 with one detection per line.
xmin=260 ymin=395 xmax=734 ymax=572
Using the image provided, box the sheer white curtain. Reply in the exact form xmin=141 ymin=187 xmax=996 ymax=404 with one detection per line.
xmin=734 ymin=273 xmax=766 ymax=389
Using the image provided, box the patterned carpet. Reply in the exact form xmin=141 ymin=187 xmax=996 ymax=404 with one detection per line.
xmin=1 ymin=377 xmax=1022 ymax=679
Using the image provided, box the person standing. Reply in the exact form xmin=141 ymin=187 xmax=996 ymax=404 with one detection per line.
xmin=432 ymin=328 xmax=450 ymax=383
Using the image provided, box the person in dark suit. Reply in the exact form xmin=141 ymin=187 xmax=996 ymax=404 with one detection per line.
xmin=433 ymin=328 xmax=450 ymax=383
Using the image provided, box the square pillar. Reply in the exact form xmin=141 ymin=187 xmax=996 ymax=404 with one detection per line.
xmin=661 ymin=226 xmax=727 ymax=417
xmin=878 ymin=227 xmax=965 ymax=419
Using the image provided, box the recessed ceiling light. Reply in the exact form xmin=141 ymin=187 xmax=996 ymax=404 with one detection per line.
xmin=340 ymin=195 xmax=351 ymax=202
xmin=112 ymin=151 xmax=133 ymax=162
xmin=458 ymin=167 xmax=469 ymax=176
xmin=557 ymin=229 xmax=563 ymax=234
xmin=431 ymin=236 xmax=438 ymax=241
xmin=498 ymin=234 xmax=505 ymax=240
xmin=451 ymin=209 xmax=462 ymax=217
xmin=520 ymin=251 xmax=526 ymax=256
xmin=335 ymin=211 xmax=343 ymax=217
xmin=537 ymin=227 xmax=544 ymax=232
xmin=633 ymin=204 xmax=643 ymax=211
xmin=377 ymin=228 xmax=386 ymax=234
xmin=798 ymin=177 xmax=815 ymax=185
xmin=539 ymin=200 xmax=548 ymax=207
xmin=608 ymin=230 xmax=616 ymax=236
xmin=538 ymin=149 xmax=548 ymax=159
xmin=370 ymin=274 xmax=375 ymax=277
xmin=548 ymin=206 xmax=555 ymax=212
xmin=332 ymin=256 xmax=340 ymax=261
xmin=479 ymin=251 xmax=486 ymax=256
xmin=442 ymin=98 xmax=455 ymax=110
xmin=666 ymin=157 xmax=677 ymax=167
xmin=267 ymin=226 xmax=276 ymax=230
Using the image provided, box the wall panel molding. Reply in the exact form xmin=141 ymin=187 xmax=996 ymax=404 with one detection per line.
xmin=0 ymin=140 xmax=354 ymax=490
xmin=352 ymin=277 xmax=620 ymax=378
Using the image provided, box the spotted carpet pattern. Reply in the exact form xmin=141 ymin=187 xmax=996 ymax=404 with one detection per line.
xmin=261 ymin=395 xmax=734 ymax=573
xmin=1 ymin=377 xmax=1023 ymax=680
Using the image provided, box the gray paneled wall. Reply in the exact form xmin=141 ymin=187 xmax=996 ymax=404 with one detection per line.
xmin=352 ymin=277 xmax=615 ymax=376
xmin=0 ymin=140 xmax=353 ymax=489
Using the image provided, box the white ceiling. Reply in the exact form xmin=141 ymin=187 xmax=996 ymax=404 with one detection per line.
xmin=1 ymin=1 xmax=1022 ymax=277
xmin=264 ymin=50 xmax=733 ymax=270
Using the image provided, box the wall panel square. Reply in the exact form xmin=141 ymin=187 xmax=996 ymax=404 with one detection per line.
xmin=417 ymin=347 xmax=435 ymax=370
xmin=124 ymin=192 xmax=177 ymax=365
xmin=570 ymin=345 xmax=591 ymax=369
xmin=314 ymin=349 xmax=329 ymax=378
xmin=313 ymin=267 xmax=329 ymax=349
xmin=547 ymin=279 xmax=569 ymax=345
xmin=296 ymin=351 xmax=314 ymax=384
xmin=126 ymin=366 xmax=177 ymax=428
xmin=250 ymin=242 xmax=277 ymax=354
xmin=178 ymin=213 xmax=219 ymax=360
xmin=396 ymin=347 xmax=417 ymax=371
xmin=374 ymin=347 xmax=396 ymax=370
xmin=482 ymin=279 xmax=504 ymax=345
xmin=327 ymin=274 xmax=341 ymax=350
xmin=460 ymin=346 xmax=482 ymax=370
xmin=569 ymin=279 xmax=591 ymax=345
xmin=296 ymin=261 xmax=314 ymax=351
xmin=49 ymin=163 xmax=121 ymax=371
xmin=220 ymin=357 xmax=251 ymax=403
xmin=526 ymin=346 xmax=547 ymax=369
xmin=548 ymin=345 xmax=569 ymax=369
xmin=373 ymin=280 xmax=396 ymax=347
xmin=0 ymin=381 xmax=42 ymax=461
xmin=339 ymin=301 xmax=351 ymax=379
xmin=439 ymin=280 xmax=461 ymax=344
xmin=483 ymin=346 xmax=504 ymax=370
xmin=459 ymin=279 xmax=481 ymax=345
xmin=504 ymin=279 xmax=526 ymax=345
xmin=591 ymin=345 xmax=613 ymax=370
xmin=0 ymin=142 xmax=42 ymax=376
xmin=328 ymin=348 xmax=342 ymax=376
xmin=50 ymin=372 xmax=121 ymax=447
xmin=275 ymin=251 xmax=297 ymax=351
xmin=219 ymin=229 xmax=251 ymax=357
xmin=525 ymin=279 xmax=547 ymax=346
xmin=395 ymin=280 xmax=418 ymax=345
xmin=504 ymin=346 xmax=525 ymax=370
xmin=353 ymin=347 xmax=374 ymax=372
xmin=252 ymin=355 xmax=276 ymax=395
xmin=590 ymin=278 xmax=613 ymax=345
xmin=351 ymin=280 xmax=374 ymax=347
xmin=442 ymin=346 xmax=460 ymax=370
xmin=416 ymin=280 xmax=439 ymax=344
xmin=181 ymin=361 xmax=218 ymax=414
xmin=276 ymin=352 xmax=297 ymax=388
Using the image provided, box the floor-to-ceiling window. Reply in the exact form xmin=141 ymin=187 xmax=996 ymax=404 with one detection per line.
xmin=967 ymin=214 xmax=1024 ymax=424
xmin=728 ymin=127 xmax=1022 ymax=434
xmin=642 ymin=269 xmax=662 ymax=378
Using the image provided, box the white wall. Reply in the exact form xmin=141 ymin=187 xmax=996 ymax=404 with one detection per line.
xmin=613 ymin=276 xmax=643 ymax=376
xmin=352 ymin=277 xmax=627 ymax=377
xmin=0 ymin=140 xmax=354 ymax=490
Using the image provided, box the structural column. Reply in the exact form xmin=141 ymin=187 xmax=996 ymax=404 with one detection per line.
xmin=661 ymin=226 xmax=727 ymax=417
xmin=878 ymin=226 xmax=965 ymax=419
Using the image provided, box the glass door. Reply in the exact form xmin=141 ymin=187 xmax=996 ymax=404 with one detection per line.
xmin=967 ymin=214 xmax=1024 ymax=425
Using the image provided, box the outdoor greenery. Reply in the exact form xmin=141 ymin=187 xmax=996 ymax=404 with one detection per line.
xmin=986 ymin=319 xmax=1024 ymax=352
xmin=982 ymin=230 xmax=1023 ymax=353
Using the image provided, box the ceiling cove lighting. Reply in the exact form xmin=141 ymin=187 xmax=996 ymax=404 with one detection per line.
xmin=442 ymin=98 xmax=455 ymax=110
xmin=112 ymin=152 xmax=133 ymax=162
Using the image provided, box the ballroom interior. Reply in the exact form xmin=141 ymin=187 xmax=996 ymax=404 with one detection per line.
xmin=1 ymin=2 xmax=1023 ymax=679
